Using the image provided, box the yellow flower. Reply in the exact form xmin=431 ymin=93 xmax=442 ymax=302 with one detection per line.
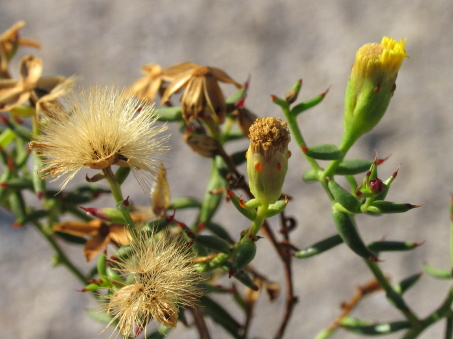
xmin=104 ymin=230 xmax=203 ymax=336
xmin=246 ymin=117 xmax=291 ymax=205
xmin=343 ymin=37 xmax=408 ymax=148
xmin=29 ymin=86 xmax=169 ymax=193
xmin=161 ymin=65 xmax=241 ymax=124
xmin=352 ymin=37 xmax=408 ymax=80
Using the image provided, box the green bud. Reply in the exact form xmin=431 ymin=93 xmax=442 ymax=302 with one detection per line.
xmin=343 ymin=37 xmax=408 ymax=146
xmin=247 ymin=118 xmax=291 ymax=205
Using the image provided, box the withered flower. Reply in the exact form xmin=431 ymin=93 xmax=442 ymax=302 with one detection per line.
xmin=151 ymin=162 xmax=170 ymax=219
xmin=29 ymin=86 xmax=169 ymax=193
xmin=53 ymin=213 xmax=147 ymax=261
xmin=104 ymin=230 xmax=203 ymax=336
xmin=161 ymin=65 xmax=241 ymax=124
xmin=0 ymin=21 xmax=41 ymax=78
xmin=126 ymin=62 xmax=200 ymax=104
xmin=0 ymin=55 xmax=67 ymax=112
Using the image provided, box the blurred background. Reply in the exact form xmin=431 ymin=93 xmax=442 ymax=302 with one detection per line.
xmin=1 ymin=1 xmax=452 ymax=338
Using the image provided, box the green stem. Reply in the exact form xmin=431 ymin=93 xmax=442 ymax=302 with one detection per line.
xmin=102 ymin=166 xmax=135 ymax=233
xmin=364 ymin=259 xmax=421 ymax=328
xmin=33 ymin=221 xmax=86 ymax=284
xmin=322 ymin=130 xmax=357 ymax=181
xmin=402 ymin=286 xmax=453 ymax=339
xmin=281 ymin=104 xmax=321 ymax=172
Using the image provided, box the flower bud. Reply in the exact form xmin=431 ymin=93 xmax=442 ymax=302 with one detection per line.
xmin=343 ymin=37 xmax=408 ymax=146
xmin=246 ymin=117 xmax=291 ymax=205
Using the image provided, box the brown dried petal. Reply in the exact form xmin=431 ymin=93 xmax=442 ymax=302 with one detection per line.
xmin=53 ymin=219 xmax=102 ymax=237
xmin=126 ymin=74 xmax=162 ymax=103
xmin=160 ymin=71 xmax=193 ymax=104
xmin=153 ymin=297 xmax=178 ymax=328
xmin=181 ymin=76 xmax=205 ymax=122
xmin=152 ymin=163 xmax=170 ymax=218
xmin=264 ymin=282 xmax=281 ymax=301
xmin=209 ymin=66 xmax=242 ymax=88
xmin=35 ymin=76 xmax=67 ymax=93
xmin=203 ymin=73 xmax=226 ymax=124
xmin=161 ymin=62 xmax=200 ymax=81
xmin=234 ymin=107 xmax=258 ymax=137
xmin=109 ymin=225 xmax=131 ymax=246
xmin=19 ymin=55 xmax=42 ymax=87
xmin=84 ymin=232 xmax=110 ymax=262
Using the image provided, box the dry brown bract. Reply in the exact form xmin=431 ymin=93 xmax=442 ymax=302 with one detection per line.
xmin=104 ymin=230 xmax=203 ymax=337
xmin=161 ymin=65 xmax=242 ymax=124
xmin=29 ymin=86 xmax=169 ymax=193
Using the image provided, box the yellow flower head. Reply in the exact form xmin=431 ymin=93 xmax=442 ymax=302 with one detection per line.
xmin=29 ymin=86 xmax=169 ymax=193
xmin=343 ymin=37 xmax=408 ymax=146
xmin=353 ymin=37 xmax=408 ymax=81
xmin=104 ymin=230 xmax=203 ymax=336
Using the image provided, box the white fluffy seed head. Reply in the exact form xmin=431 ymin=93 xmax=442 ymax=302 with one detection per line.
xmin=30 ymin=85 xmax=170 ymax=193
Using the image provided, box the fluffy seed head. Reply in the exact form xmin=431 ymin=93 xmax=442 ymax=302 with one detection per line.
xmin=104 ymin=230 xmax=203 ymax=337
xmin=29 ymin=86 xmax=169 ymax=193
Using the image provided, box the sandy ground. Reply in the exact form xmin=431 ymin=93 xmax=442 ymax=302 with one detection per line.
xmin=1 ymin=1 xmax=452 ymax=338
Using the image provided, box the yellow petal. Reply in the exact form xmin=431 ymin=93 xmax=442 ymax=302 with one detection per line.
xmin=203 ymin=74 xmax=226 ymax=124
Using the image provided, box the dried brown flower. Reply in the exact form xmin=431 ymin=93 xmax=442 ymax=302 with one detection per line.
xmin=126 ymin=62 xmax=200 ymax=104
xmin=161 ymin=65 xmax=241 ymax=124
